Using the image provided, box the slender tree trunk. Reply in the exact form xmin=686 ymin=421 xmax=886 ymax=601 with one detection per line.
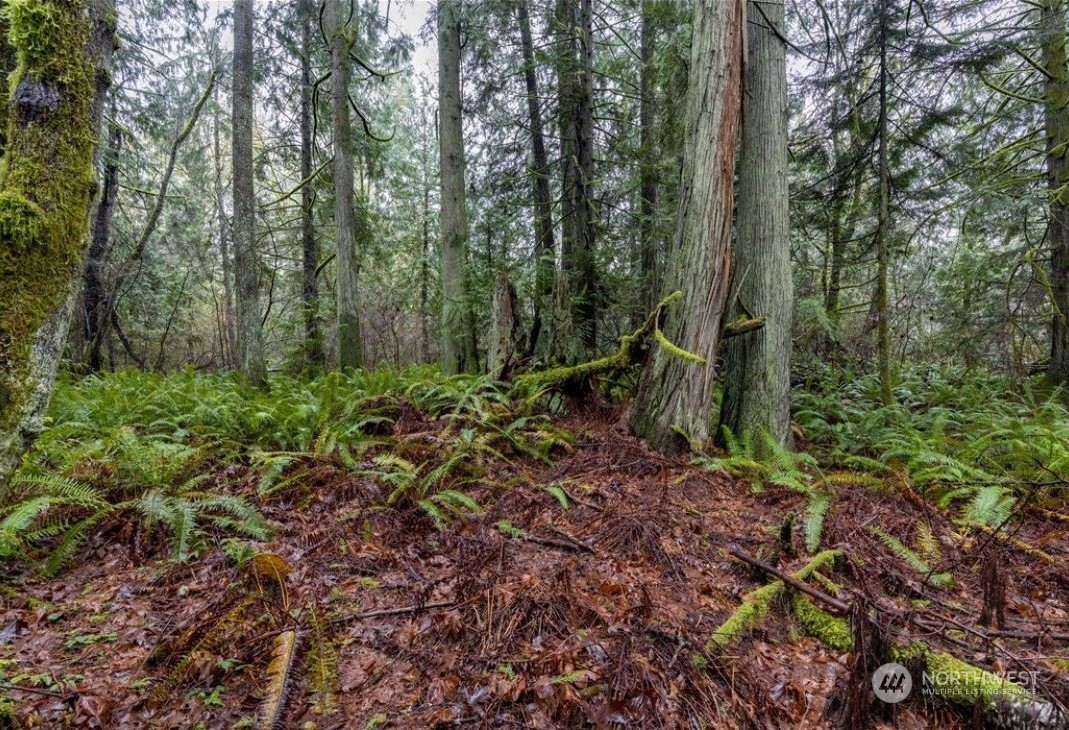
xmin=720 ymin=0 xmax=792 ymax=449
xmin=638 ymin=0 xmax=660 ymax=315
xmin=875 ymin=0 xmax=893 ymax=405
xmin=329 ymin=0 xmax=363 ymax=370
xmin=518 ymin=0 xmax=555 ymax=356
xmin=552 ymin=0 xmax=579 ymax=362
xmin=300 ymin=0 xmax=323 ymax=369
xmin=213 ymin=95 xmax=236 ymax=370
xmin=0 ymin=0 xmax=116 ymax=489
xmin=232 ymin=0 xmax=267 ymax=385
xmin=571 ymin=0 xmax=597 ymax=355
xmin=82 ymin=121 xmax=121 ymax=371
xmin=438 ymin=0 xmax=478 ymax=374
xmin=419 ymin=106 xmax=432 ymax=363
xmin=1043 ymin=0 xmax=1069 ymax=385
xmin=630 ymin=0 xmax=744 ymax=454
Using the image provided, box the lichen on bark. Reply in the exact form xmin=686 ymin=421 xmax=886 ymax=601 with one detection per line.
xmin=0 ymin=0 xmax=106 ymax=489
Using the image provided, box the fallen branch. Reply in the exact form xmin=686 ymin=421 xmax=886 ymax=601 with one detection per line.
xmin=726 ymin=544 xmax=849 ymax=614
xmin=706 ymin=548 xmax=841 ymax=651
xmin=730 ymin=549 xmax=1067 ymax=727
xmin=511 ymin=291 xmax=701 ymax=397
xmin=331 ymin=600 xmax=455 ymax=624
xmin=529 ymin=526 xmax=595 ymax=554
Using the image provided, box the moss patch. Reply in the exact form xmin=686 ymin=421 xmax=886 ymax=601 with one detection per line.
xmin=894 ymin=642 xmax=1033 ymax=708
xmin=790 ymin=594 xmax=852 ymax=652
xmin=706 ymin=549 xmax=842 ymax=652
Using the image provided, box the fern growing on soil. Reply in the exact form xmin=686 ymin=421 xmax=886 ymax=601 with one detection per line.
xmin=698 ymin=428 xmax=836 ymax=552
xmin=793 ymin=364 xmax=1069 ymax=522
xmin=1 ymin=366 xmax=573 ymax=573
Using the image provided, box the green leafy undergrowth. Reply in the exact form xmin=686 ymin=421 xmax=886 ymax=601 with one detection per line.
xmin=697 ymin=428 xmax=842 ymax=552
xmin=793 ymin=364 xmax=1069 ymax=525
xmin=1 ymin=366 xmax=572 ymax=573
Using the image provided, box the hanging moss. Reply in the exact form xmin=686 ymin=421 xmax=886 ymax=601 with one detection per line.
xmin=0 ymin=0 xmax=96 ymax=466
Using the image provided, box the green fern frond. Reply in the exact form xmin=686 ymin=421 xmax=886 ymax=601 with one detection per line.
xmin=964 ymin=485 xmax=1015 ymax=527
xmin=872 ymin=528 xmax=954 ymax=589
xmin=544 ymin=485 xmax=570 ymax=510
xmin=805 ymin=492 xmax=831 ymax=553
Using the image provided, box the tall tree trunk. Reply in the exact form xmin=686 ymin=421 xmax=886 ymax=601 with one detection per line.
xmin=1043 ymin=0 xmax=1069 ymax=385
xmin=438 ymin=0 xmax=478 ymax=374
xmin=518 ymin=0 xmax=555 ymax=356
xmin=329 ymin=0 xmax=363 ymax=370
xmin=300 ymin=0 xmax=323 ymax=369
xmin=875 ymin=0 xmax=893 ymax=405
xmin=638 ymin=0 xmax=660 ymax=315
xmin=720 ymin=0 xmax=792 ymax=449
xmin=629 ymin=0 xmax=743 ymax=454
xmin=570 ymin=0 xmax=597 ymax=356
xmin=419 ymin=105 xmax=432 ymax=363
xmin=0 ymin=0 xmax=116 ymax=489
xmin=232 ymin=0 xmax=267 ymax=385
xmin=82 ymin=121 xmax=121 ymax=371
xmin=552 ymin=0 xmax=597 ymax=362
xmin=213 ymin=93 xmax=236 ymax=370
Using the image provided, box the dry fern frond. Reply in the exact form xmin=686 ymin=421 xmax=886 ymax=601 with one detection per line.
xmin=244 ymin=553 xmax=292 ymax=609
xmin=258 ymin=628 xmax=299 ymax=730
xmin=151 ymin=594 xmax=256 ymax=702
xmin=305 ymin=610 xmax=338 ymax=717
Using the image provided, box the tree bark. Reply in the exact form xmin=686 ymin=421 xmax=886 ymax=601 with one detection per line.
xmin=419 ymin=104 xmax=432 ymax=363
xmin=875 ymin=0 xmax=893 ymax=405
xmin=638 ymin=0 xmax=660 ymax=315
xmin=213 ymin=87 xmax=236 ymax=370
xmin=1042 ymin=0 xmax=1069 ymax=385
xmin=0 ymin=0 xmax=116 ymax=490
xmin=82 ymin=121 xmax=121 ymax=371
xmin=438 ymin=0 xmax=478 ymax=374
xmin=629 ymin=0 xmax=744 ymax=454
xmin=488 ymin=272 xmax=526 ymax=379
xmin=720 ymin=0 xmax=793 ymax=449
xmin=329 ymin=0 xmax=363 ymax=370
xmin=518 ymin=0 xmax=555 ymax=356
xmin=300 ymin=0 xmax=323 ymax=369
xmin=232 ymin=0 xmax=268 ymax=385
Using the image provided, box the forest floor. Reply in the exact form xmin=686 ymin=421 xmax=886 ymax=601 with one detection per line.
xmin=1 ymin=401 xmax=1068 ymax=728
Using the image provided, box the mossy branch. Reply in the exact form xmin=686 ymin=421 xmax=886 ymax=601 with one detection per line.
xmin=733 ymin=547 xmax=1058 ymax=720
xmin=511 ymin=291 xmax=703 ymax=396
xmin=705 ymin=548 xmax=841 ymax=651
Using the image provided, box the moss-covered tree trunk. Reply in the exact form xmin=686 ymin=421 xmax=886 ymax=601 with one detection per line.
xmin=720 ymin=0 xmax=793 ymax=449
xmin=629 ymin=0 xmax=743 ymax=454
xmin=1042 ymin=0 xmax=1069 ymax=385
xmin=0 ymin=0 xmax=116 ymax=490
